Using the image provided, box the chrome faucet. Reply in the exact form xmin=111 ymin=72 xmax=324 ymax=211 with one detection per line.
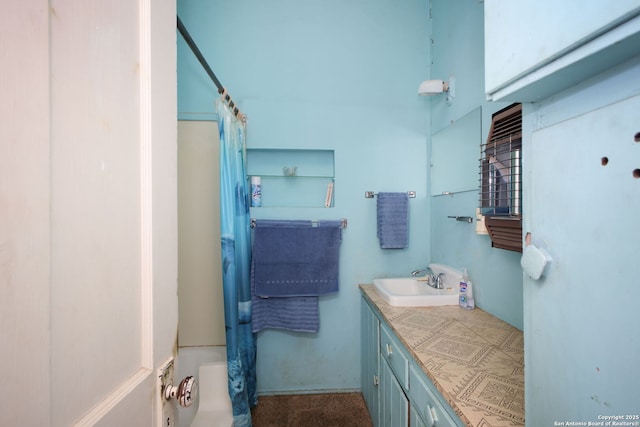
xmin=411 ymin=267 xmax=446 ymax=289
xmin=435 ymin=272 xmax=446 ymax=289
xmin=411 ymin=267 xmax=435 ymax=288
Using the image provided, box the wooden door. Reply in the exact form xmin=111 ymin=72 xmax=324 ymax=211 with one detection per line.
xmin=1 ymin=1 xmax=178 ymax=425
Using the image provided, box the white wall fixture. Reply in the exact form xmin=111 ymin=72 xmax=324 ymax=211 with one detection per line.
xmin=418 ymin=79 xmax=449 ymax=95
xmin=520 ymin=232 xmax=551 ymax=280
xmin=418 ymin=76 xmax=455 ymax=103
xmin=521 ymin=243 xmax=551 ymax=280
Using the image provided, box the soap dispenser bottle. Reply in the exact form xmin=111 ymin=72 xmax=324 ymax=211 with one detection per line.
xmin=465 ymin=274 xmax=475 ymax=310
xmin=459 ymin=269 xmax=468 ymax=309
xmin=459 ymin=269 xmax=475 ymax=310
xmin=458 ymin=268 xmax=476 ymax=310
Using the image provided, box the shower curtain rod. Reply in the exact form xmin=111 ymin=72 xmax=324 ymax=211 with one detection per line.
xmin=177 ymin=15 xmax=246 ymax=122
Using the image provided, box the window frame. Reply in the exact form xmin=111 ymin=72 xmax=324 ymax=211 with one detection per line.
xmin=480 ymin=103 xmax=523 ymax=252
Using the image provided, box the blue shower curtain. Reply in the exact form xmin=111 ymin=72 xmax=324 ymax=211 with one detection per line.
xmin=217 ymin=99 xmax=257 ymax=427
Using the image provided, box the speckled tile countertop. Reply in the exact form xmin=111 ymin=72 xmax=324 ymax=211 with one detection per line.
xmin=360 ymin=285 xmax=524 ymax=427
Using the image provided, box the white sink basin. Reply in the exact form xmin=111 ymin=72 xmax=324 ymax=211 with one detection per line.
xmin=372 ymin=264 xmax=463 ymax=307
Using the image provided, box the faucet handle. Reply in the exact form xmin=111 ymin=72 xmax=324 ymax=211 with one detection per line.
xmin=436 ymin=272 xmax=446 ymax=289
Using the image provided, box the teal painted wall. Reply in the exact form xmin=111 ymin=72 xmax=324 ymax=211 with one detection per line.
xmin=178 ymin=0 xmax=432 ymax=393
xmin=428 ymin=0 xmax=523 ymax=329
xmin=521 ymin=57 xmax=640 ymax=425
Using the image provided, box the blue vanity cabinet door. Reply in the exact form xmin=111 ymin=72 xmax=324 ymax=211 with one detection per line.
xmin=408 ymin=364 xmax=462 ymax=427
xmin=380 ymin=324 xmax=409 ymax=390
xmin=361 ymin=299 xmax=380 ymax=427
xmin=410 ymin=404 xmax=429 ymax=427
xmin=379 ymin=356 xmax=409 ymax=427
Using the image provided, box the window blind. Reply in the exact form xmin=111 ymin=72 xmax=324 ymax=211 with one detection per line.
xmin=480 ymin=103 xmax=523 ymax=252
xmin=480 ymin=103 xmax=522 ymax=216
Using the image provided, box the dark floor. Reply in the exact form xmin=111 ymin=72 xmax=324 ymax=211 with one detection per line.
xmin=251 ymin=392 xmax=373 ymax=427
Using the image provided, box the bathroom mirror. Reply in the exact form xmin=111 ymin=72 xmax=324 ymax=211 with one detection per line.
xmin=431 ymin=107 xmax=481 ymax=195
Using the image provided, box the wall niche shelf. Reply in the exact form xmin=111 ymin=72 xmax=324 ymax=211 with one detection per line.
xmin=246 ymin=149 xmax=335 ymax=208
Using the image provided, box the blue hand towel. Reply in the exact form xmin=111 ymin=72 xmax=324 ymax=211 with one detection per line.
xmin=376 ymin=192 xmax=409 ymax=249
xmin=253 ymin=220 xmax=342 ymax=297
xmin=251 ymin=259 xmax=319 ymax=333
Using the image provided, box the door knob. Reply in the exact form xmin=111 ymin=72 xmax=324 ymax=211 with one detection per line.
xmin=164 ymin=376 xmax=198 ymax=408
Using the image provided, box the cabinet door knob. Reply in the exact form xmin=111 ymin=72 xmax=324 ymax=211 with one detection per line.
xmin=425 ymin=404 xmax=439 ymax=427
xmin=386 ymin=343 xmax=393 ymax=356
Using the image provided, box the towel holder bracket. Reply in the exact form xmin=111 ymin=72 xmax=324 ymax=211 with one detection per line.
xmin=365 ymin=191 xmax=416 ymax=199
xmin=447 ymin=216 xmax=473 ymax=223
xmin=250 ymin=218 xmax=347 ymax=229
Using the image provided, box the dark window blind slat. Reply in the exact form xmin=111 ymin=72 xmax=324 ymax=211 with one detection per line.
xmin=480 ymin=103 xmax=523 ymax=253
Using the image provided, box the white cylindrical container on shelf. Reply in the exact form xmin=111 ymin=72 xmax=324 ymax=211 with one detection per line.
xmin=250 ymin=176 xmax=262 ymax=207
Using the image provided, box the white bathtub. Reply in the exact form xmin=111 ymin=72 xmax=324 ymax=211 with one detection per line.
xmin=177 ymin=346 xmax=227 ymax=427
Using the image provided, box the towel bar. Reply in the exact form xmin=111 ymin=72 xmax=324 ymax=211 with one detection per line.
xmin=365 ymin=191 xmax=416 ymax=198
xmin=447 ymin=216 xmax=473 ymax=223
xmin=250 ymin=218 xmax=348 ymax=229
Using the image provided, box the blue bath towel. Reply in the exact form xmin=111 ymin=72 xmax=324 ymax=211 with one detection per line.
xmin=376 ymin=192 xmax=409 ymax=249
xmin=251 ymin=258 xmax=320 ymax=333
xmin=253 ymin=220 xmax=342 ymax=297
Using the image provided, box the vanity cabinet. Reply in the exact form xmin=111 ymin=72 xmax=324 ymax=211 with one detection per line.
xmin=361 ymin=298 xmax=379 ymax=427
xmin=361 ymin=296 xmax=463 ymax=427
